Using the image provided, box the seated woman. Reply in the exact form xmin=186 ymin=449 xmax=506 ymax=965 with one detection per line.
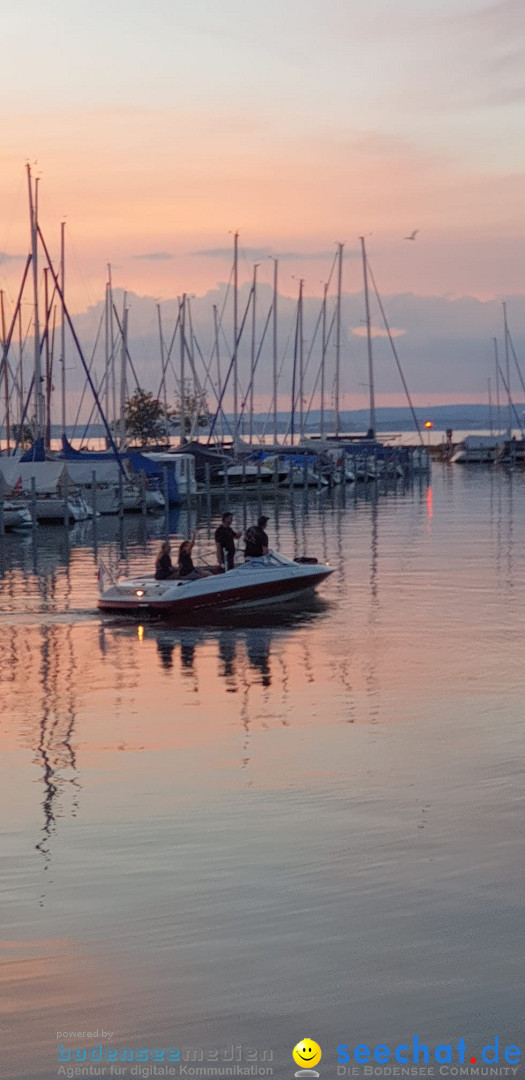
xmin=155 ymin=541 xmax=178 ymax=580
xmin=178 ymin=532 xmax=210 ymax=580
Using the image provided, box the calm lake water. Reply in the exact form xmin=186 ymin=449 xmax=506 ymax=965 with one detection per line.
xmin=2 ymin=467 xmax=525 ymax=1080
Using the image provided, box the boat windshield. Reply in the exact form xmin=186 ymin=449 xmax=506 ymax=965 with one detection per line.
xmin=242 ymin=551 xmax=291 ymax=568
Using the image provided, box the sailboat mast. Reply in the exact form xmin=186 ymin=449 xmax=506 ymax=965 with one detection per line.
xmin=108 ymin=264 xmax=116 ymax=436
xmin=27 ymin=164 xmax=44 ymax=440
xmin=119 ymin=292 xmax=128 ymax=450
xmin=104 ymin=279 xmax=109 ymax=426
xmin=18 ymin=306 xmax=23 ymax=432
xmin=249 ymin=264 xmax=258 ymax=445
xmin=233 ymin=231 xmax=239 ymax=441
xmin=157 ymin=303 xmax=168 ymax=429
xmin=0 ymin=291 xmax=9 ymax=453
xmin=494 ymin=338 xmax=501 ymax=436
xmin=360 ymin=235 xmax=376 ymax=438
xmin=488 ymin=377 xmax=493 ymax=436
xmin=186 ymin=297 xmax=199 ymax=439
xmin=213 ymin=303 xmax=221 ymax=399
xmin=272 ymin=257 xmax=278 ymax=444
xmin=179 ymin=294 xmax=186 ymax=445
xmin=44 ymin=267 xmax=51 ymax=450
xmin=503 ymin=302 xmax=512 ymax=438
xmin=320 ymin=282 xmax=327 ymax=441
xmin=298 ymin=279 xmax=304 ymax=440
xmin=290 ymin=290 xmax=298 ymax=447
xmin=335 ymin=242 xmax=343 ymax=437
xmin=60 ymin=221 xmax=66 ymax=436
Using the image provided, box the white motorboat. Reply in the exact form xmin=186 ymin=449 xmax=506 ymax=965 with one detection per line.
xmin=116 ymin=480 xmax=164 ymax=513
xmin=333 ymin=465 xmax=356 ymax=484
xmin=217 ymin=463 xmax=275 ymax=486
xmin=34 ymin=492 xmax=91 ymax=522
xmin=451 ymin=435 xmax=504 ymax=463
xmin=142 ymin=451 xmax=198 ymax=497
xmin=98 ymin=551 xmax=334 ymax=618
xmin=2 ymin=500 xmax=33 ymax=530
xmin=81 ymin=484 xmax=120 ymax=515
xmin=363 ymin=456 xmax=405 ymax=480
xmin=280 ymin=465 xmax=328 ymax=488
xmin=253 ymin=456 xmax=297 ymax=485
xmin=145 ymin=487 xmax=165 ymax=512
xmin=262 ymin=456 xmax=327 ymax=487
xmin=0 ymin=461 xmax=91 ymax=522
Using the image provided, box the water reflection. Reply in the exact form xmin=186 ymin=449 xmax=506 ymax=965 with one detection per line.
xmin=125 ymin=605 xmax=328 ymax=689
xmin=245 ymin=628 xmax=272 ymax=687
xmin=0 ymin=615 xmax=84 ymax=897
xmin=5 ymin=469 xmax=525 ymax=1080
xmin=35 ymin=626 xmax=80 ymax=885
xmin=155 ymin=630 xmax=200 ymax=674
xmin=3 ymin=471 xmax=515 ymax=902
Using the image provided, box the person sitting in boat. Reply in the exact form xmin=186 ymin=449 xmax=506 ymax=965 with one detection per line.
xmin=214 ymin=512 xmax=241 ymax=571
xmin=155 ymin=541 xmax=178 ymax=580
xmin=178 ymin=533 xmax=210 ymax=580
xmin=244 ymin=516 xmax=270 ymax=559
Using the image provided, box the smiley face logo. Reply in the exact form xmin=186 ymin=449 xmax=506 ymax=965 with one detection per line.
xmin=292 ymin=1039 xmax=322 ymax=1069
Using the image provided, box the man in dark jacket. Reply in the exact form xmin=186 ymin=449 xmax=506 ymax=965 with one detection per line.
xmin=214 ymin=512 xmax=241 ymax=571
xmin=244 ymin=515 xmax=270 ymax=558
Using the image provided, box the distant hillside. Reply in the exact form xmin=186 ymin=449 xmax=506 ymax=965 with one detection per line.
xmin=3 ymin=403 xmax=523 ymax=442
xmin=220 ymin=403 xmax=525 ymax=434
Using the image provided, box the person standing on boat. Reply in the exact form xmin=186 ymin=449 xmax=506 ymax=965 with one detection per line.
xmin=214 ymin=512 xmax=241 ymax=571
xmin=244 ymin=515 xmax=270 ymax=558
xmin=155 ymin=541 xmax=178 ymax=580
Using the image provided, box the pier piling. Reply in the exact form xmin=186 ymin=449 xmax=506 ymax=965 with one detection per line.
xmin=140 ymin=470 xmax=147 ymax=519
xmin=91 ymin=470 xmax=97 ymax=519
xmin=31 ymin=477 xmax=37 ymax=531
xmin=91 ymin=470 xmax=98 ymax=556
xmin=118 ymin=470 xmax=124 ymax=520
xmin=163 ymin=466 xmax=169 ymax=538
xmin=63 ymin=471 xmax=69 ymax=528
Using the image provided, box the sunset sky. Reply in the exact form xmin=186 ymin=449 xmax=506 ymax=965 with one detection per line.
xmin=1 ymin=0 xmax=524 ymax=410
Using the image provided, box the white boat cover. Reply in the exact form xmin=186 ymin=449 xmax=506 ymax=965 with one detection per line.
xmin=463 ymin=436 xmax=503 ymax=449
xmin=0 ymin=461 xmax=71 ymax=494
xmin=62 ymin=461 xmax=121 ymax=486
xmin=0 ymin=459 xmax=123 ymax=493
xmin=0 ymin=459 xmax=22 ymax=493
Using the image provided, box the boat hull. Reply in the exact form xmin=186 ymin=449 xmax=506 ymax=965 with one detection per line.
xmin=35 ymin=496 xmax=91 ymax=522
xmin=2 ymin=503 xmax=33 ymax=529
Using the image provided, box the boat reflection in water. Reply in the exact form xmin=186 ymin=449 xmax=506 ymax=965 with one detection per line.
xmin=107 ymin=592 xmax=330 ymax=688
xmin=154 ymin=626 xmax=274 ymax=685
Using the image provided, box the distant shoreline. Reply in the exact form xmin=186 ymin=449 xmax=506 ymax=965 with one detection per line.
xmin=2 ymin=403 xmax=522 ymax=442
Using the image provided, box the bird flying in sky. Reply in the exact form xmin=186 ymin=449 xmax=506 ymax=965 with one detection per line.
xmin=404 ymin=229 xmax=419 ymax=241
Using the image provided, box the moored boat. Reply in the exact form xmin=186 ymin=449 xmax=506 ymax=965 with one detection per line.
xmin=2 ymin=501 xmax=33 ymax=530
xmin=98 ymin=551 xmax=334 ymax=618
xmin=217 ymin=463 xmax=275 ymax=486
xmin=451 ymin=435 xmax=504 ymax=463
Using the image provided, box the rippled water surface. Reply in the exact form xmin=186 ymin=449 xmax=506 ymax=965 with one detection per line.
xmin=2 ymin=468 xmax=525 ymax=1079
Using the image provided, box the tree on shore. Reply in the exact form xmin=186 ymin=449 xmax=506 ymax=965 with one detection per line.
xmin=12 ymin=422 xmax=34 ymax=449
xmin=124 ymin=388 xmax=174 ymax=446
xmin=124 ymin=386 xmax=210 ymax=445
xmin=170 ymin=386 xmax=210 ymax=437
